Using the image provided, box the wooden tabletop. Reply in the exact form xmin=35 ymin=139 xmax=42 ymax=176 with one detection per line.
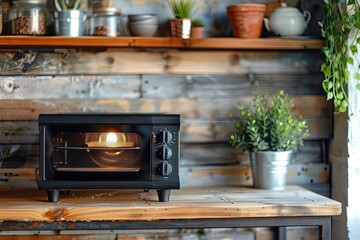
xmin=0 ymin=186 xmax=341 ymax=222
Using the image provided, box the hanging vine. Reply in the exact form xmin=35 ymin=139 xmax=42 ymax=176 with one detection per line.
xmin=320 ymin=0 xmax=360 ymax=113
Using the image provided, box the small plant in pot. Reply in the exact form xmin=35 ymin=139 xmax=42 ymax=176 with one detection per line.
xmin=53 ymin=0 xmax=87 ymax=37
xmin=168 ymin=0 xmax=198 ymax=39
xmin=229 ymin=90 xmax=309 ymax=190
xmin=191 ymin=18 xmax=204 ymax=38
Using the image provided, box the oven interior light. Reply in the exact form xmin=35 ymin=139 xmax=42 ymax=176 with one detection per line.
xmin=105 ymin=132 xmax=118 ymax=145
xmin=86 ymin=132 xmax=134 ymax=148
xmin=98 ymin=132 xmax=126 ymax=147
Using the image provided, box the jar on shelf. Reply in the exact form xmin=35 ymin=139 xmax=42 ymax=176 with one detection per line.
xmin=90 ymin=7 xmax=121 ymax=37
xmin=8 ymin=0 xmax=50 ymax=35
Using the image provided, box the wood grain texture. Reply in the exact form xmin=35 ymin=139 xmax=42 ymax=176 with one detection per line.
xmin=0 ymin=74 xmax=324 ymax=99
xmin=0 ymin=185 xmax=341 ymax=222
xmin=0 ymin=50 xmax=323 ymax=75
xmin=0 ymin=162 xmax=329 ymax=190
xmin=0 ymin=37 xmax=324 ymax=50
xmin=142 ymin=74 xmax=325 ymax=97
xmin=0 ymin=76 xmax=141 ymax=99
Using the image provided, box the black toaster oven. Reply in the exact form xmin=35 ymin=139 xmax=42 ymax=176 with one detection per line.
xmin=38 ymin=113 xmax=180 ymax=202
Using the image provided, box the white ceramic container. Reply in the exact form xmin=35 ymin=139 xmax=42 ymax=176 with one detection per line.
xmin=264 ymin=3 xmax=311 ymax=36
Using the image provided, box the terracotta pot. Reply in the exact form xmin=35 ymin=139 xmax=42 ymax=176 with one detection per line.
xmin=191 ymin=27 xmax=204 ymax=39
xmin=227 ymin=4 xmax=266 ymax=38
xmin=169 ymin=18 xmax=192 ymax=39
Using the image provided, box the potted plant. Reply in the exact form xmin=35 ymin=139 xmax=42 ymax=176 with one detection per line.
xmin=191 ymin=18 xmax=204 ymax=38
xmin=168 ymin=0 xmax=197 ymax=39
xmin=229 ymin=90 xmax=309 ymax=190
xmin=53 ymin=0 xmax=87 ymax=37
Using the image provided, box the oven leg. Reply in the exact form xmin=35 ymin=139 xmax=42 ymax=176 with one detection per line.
xmin=157 ymin=189 xmax=171 ymax=202
xmin=47 ymin=190 xmax=60 ymax=202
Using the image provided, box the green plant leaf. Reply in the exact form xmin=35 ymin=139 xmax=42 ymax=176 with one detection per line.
xmin=350 ymin=45 xmax=358 ymax=54
xmin=347 ymin=57 xmax=354 ymax=65
xmin=354 ymin=72 xmax=360 ymax=80
xmin=327 ymin=92 xmax=334 ymax=100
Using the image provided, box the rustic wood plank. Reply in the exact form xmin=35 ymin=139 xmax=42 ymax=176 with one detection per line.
xmin=0 ymin=74 xmax=325 ymax=99
xmin=0 ymin=76 xmax=141 ymax=99
xmin=180 ymin=118 xmax=331 ymax=142
xmin=181 ymin=163 xmax=329 ymax=187
xmin=181 ymin=141 xmax=323 ymax=166
xmin=0 ymin=96 xmax=331 ymax=119
xmin=0 ymin=50 xmax=323 ymax=75
xmin=142 ymin=74 xmax=325 ymax=97
xmin=0 ymin=162 xmax=329 ymax=190
xmin=0 ymin=185 xmax=341 ymax=221
xmin=0 ymin=37 xmax=324 ymax=50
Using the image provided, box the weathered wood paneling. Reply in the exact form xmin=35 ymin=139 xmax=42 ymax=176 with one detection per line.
xmin=0 ymin=162 xmax=329 ymax=190
xmin=0 ymin=76 xmax=141 ymax=99
xmin=142 ymin=74 xmax=325 ymax=97
xmin=0 ymin=50 xmax=323 ymax=75
xmin=0 ymin=96 xmax=331 ymax=119
xmin=0 ymin=74 xmax=324 ymax=99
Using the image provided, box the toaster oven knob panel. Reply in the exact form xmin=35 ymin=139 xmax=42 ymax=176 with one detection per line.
xmin=158 ymin=146 xmax=173 ymax=160
xmin=157 ymin=161 xmax=173 ymax=177
xmin=157 ymin=130 xmax=172 ymax=144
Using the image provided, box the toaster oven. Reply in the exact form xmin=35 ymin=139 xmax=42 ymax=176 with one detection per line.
xmin=38 ymin=113 xmax=180 ymax=202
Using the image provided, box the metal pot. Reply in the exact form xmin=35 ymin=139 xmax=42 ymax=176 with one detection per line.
xmin=54 ymin=9 xmax=85 ymax=37
xmin=250 ymin=151 xmax=292 ymax=190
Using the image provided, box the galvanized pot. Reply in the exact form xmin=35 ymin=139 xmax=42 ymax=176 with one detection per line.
xmin=54 ymin=10 xmax=85 ymax=37
xmin=250 ymin=151 xmax=292 ymax=190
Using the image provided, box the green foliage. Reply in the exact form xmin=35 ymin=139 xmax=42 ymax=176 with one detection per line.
xmin=169 ymin=0 xmax=197 ymax=19
xmin=320 ymin=0 xmax=360 ymax=113
xmin=192 ymin=18 xmax=204 ymax=27
xmin=53 ymin=0 xmax=86 ymax=11
xmin=229 ymin=91 xmax=309 ymax=152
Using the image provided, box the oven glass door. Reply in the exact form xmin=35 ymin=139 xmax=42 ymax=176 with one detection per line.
xmin=53 ymin=132 xmax=142 ymax=171
xmin=46 ymin=124 xmax=151 ymax=180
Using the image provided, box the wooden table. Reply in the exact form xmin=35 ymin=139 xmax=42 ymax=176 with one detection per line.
xmin=0 ymin=186 xmax=341 ymax=240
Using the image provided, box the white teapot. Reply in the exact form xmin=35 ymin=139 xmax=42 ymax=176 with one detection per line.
xmin=263 ymin=3 xmax=311 ymax=36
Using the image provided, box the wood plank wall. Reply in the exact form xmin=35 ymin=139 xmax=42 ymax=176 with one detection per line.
xmin=0 ymin=0 xmax=329 ymax=239
xmin=0 ymin=48 xmax=331 ymax=190
xmin=0 ymin=48 xmax=331 ymax=239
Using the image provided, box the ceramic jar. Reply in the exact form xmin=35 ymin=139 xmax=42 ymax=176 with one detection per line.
xmin=264 ymin=3 xmax=311 ymax=36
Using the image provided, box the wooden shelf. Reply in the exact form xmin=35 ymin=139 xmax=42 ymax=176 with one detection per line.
xmin=0 ymin=36 xmax=324 ymax=50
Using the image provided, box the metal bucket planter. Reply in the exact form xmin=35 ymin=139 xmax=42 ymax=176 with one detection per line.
xmin=54 ymin=10 xmax=85 ymax=37
xmin=169 ymin=18 xmax=192 ymax=39
xmin=250 ymin=151 xmax=292 ymax=190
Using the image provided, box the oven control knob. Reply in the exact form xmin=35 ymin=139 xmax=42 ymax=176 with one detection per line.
xmin=157 ymin=161 xmax=173 ymax=177
xmin=158 ymin=146 xmax=173 ymax=160
xmin=158 ymin=130 xmax=172 ymax=144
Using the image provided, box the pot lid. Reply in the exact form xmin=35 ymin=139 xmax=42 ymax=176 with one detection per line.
xmin=93 ymin=7 xmax=121 ymax=15
xmin=273 ymin=3 xmax=300 ymax=13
